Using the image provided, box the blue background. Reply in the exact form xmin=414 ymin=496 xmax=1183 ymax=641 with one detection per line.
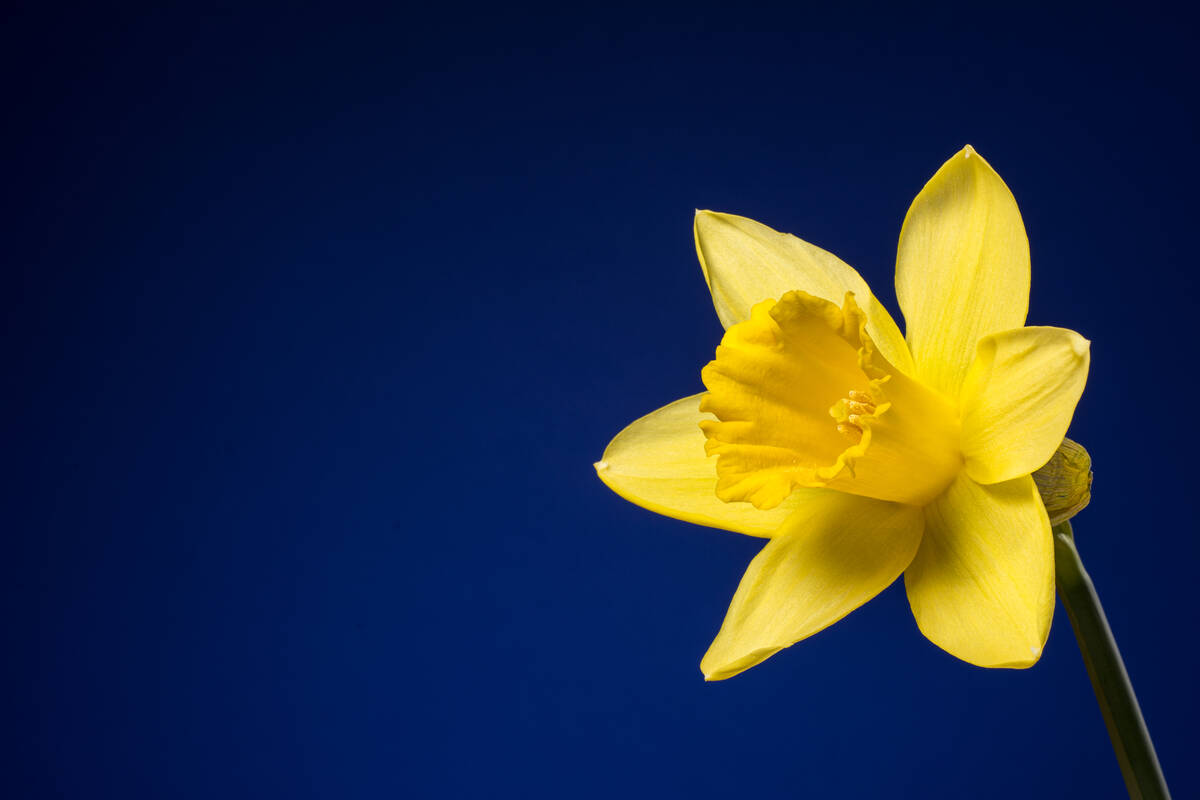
xmin=6 ymin=6 xmax=1197 ymax=798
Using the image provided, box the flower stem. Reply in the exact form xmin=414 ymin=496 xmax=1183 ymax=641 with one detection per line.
xmin=1053 ymin=521 xmax=1170 ymax=800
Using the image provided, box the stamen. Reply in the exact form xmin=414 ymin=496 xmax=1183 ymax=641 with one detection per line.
xmin=832 ymin=388 xmax=877 ymax=441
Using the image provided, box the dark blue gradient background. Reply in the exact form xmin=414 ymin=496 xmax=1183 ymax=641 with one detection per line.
xmin=6 ymin=6 xmax=1197 ymax=798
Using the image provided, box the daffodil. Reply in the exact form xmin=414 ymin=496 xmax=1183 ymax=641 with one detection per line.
xmin=595 ymin=146 xmax=1090 ymax=680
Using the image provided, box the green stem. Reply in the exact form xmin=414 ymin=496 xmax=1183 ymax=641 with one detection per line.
xmin=1053 ymin=521 xmax=1170 ymax=800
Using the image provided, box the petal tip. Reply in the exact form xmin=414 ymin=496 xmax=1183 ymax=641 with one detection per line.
xmin=699 ymin=646 xmax=779 ymax=682
xmin=991 ymin=643 xmax=1043 ymax=669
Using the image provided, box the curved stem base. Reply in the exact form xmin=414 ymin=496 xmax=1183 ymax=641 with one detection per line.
xmin=1053 ymin=522 xmax=1170 ymax=800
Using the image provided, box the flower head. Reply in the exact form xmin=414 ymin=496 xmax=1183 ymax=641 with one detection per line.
xmin=595 ymin=146 xmax=1089 ymax=679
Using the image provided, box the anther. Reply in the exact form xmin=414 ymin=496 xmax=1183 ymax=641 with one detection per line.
xmin=834 ymin=389 xmax=877 ymax=440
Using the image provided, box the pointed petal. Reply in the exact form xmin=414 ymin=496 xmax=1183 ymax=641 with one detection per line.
xmin=595 ymin=395 xmax=802 ymax=537
xmin=701 ymin=492 xmax=923 ymax=680
xmin=694 ymin=211 xmax=914 ymax=374
xmin=895 ymin=146 xmax=1030 ymax=398
xmin=960 ymin=327 xmax=1091 ymax=484
xmin=904 ymin=474 xmax=1054 ymax=668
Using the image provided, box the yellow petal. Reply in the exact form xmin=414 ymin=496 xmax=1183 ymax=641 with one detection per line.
xmin=702 ymin=492 xmax=923 ymax=680
xmin=895 ymin=146 xmax=1030 ymax=398
xmin=594 ymin=394 xmax=804 ymax=537
xmin=700 ymin=291 xmax=961 ymax=509
xmin=694 ymin=210 xmax=914 ymax=375
xmin=960 ymin=327 xmax=1091 ymax=484
xmin=904 ymin=473 xmax=1054 ymax=668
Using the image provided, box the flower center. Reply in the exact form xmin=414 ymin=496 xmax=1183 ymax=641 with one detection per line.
xmin=833 ymin=390 xmax=877 ymax=440
xmin=699 ymin=290 xmax=964 ymax=509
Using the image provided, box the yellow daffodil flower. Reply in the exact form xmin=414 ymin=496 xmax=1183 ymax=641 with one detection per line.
xmin=594 ymin=146 xmax=1090 ymax=680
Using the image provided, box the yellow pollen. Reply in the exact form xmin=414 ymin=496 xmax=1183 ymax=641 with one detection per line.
xmin=848 ymin=390 xmax=874 ymax=405
xmin=833 ymin=390 xmax=877 ymax=440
